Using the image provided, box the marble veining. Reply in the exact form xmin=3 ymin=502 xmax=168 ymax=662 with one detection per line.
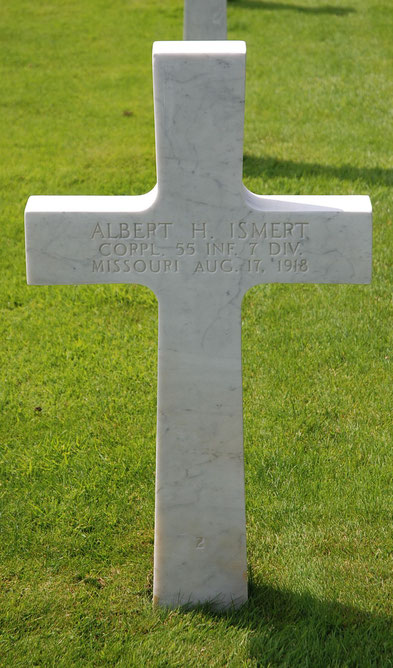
xmin=25 ymin=41 xmax=372 ymax=609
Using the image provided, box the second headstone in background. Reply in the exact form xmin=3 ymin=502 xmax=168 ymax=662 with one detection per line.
xmin=184 ymin=0 xmax=227 ymax=40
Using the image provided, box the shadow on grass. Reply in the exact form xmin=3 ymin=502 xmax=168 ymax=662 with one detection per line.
xmin=228 ymin=0 xmax=355 ymax=15
xmin=198 ymin=580 xmax=393 ymax=665
xmin=243 ymin=154 xmax=393 ymax=187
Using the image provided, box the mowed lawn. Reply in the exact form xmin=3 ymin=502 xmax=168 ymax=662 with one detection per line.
xmin=1 ymin=0 xmax=393 ymax=665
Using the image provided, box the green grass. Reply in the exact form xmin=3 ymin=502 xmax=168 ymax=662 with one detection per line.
xmin=1 ymin=0 xmax=393 ymax=664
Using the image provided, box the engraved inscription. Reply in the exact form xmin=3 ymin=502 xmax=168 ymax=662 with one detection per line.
xmin=229 ymin=221 xmax=309 ymax=240
xmin=196 ymin=537 xmax=205 ymax=549
xmin=91 ymin=222 xmax=173 ymax=239
xmin=92 ymin=259 xmax=179 ymax=273
xmin=277 ymin=259 xmax=308 ymax=273
xmin=90 ymin=221 xmax=311 ymax=276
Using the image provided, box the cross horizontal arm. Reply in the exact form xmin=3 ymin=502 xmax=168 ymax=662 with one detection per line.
xmin=25 ymin=191 xmax=372 ymax=288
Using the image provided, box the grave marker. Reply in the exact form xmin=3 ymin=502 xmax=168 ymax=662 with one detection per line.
xmin=25 ymin=41 xmax=372 ymax=609
xmin=184 ymin=0 xmax=227 ymax=40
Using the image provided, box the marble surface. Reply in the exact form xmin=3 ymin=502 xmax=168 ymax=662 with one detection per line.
xmin=184 ymin=0 xmax=227 ymax=40
xmin=25 ymin=41 xmax=372 ymax=609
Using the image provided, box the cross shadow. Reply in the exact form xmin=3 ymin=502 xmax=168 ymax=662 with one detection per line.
xmin=228 ymin=0 xmax=356 ymax=15
xmin=243 ymin=154 xmax=393 ymax=187
xmin=194 ymin=580 xmax=393 ymax=664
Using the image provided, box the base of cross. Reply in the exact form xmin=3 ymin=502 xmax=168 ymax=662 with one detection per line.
xmin=25 ymin=41 xmax=372 ymax=610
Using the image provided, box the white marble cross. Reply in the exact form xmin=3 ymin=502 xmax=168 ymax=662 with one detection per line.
xmin=184 ymin=0 xmax=227 ymax=39
xmin=25 ymin=41 xmax=372 ymax=610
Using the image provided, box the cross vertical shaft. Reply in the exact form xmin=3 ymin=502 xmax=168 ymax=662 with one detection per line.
xmin=152 ymin=43 xmax=248 ymax=606
xmin=153 ymin=285 xmax=247 ymax=608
